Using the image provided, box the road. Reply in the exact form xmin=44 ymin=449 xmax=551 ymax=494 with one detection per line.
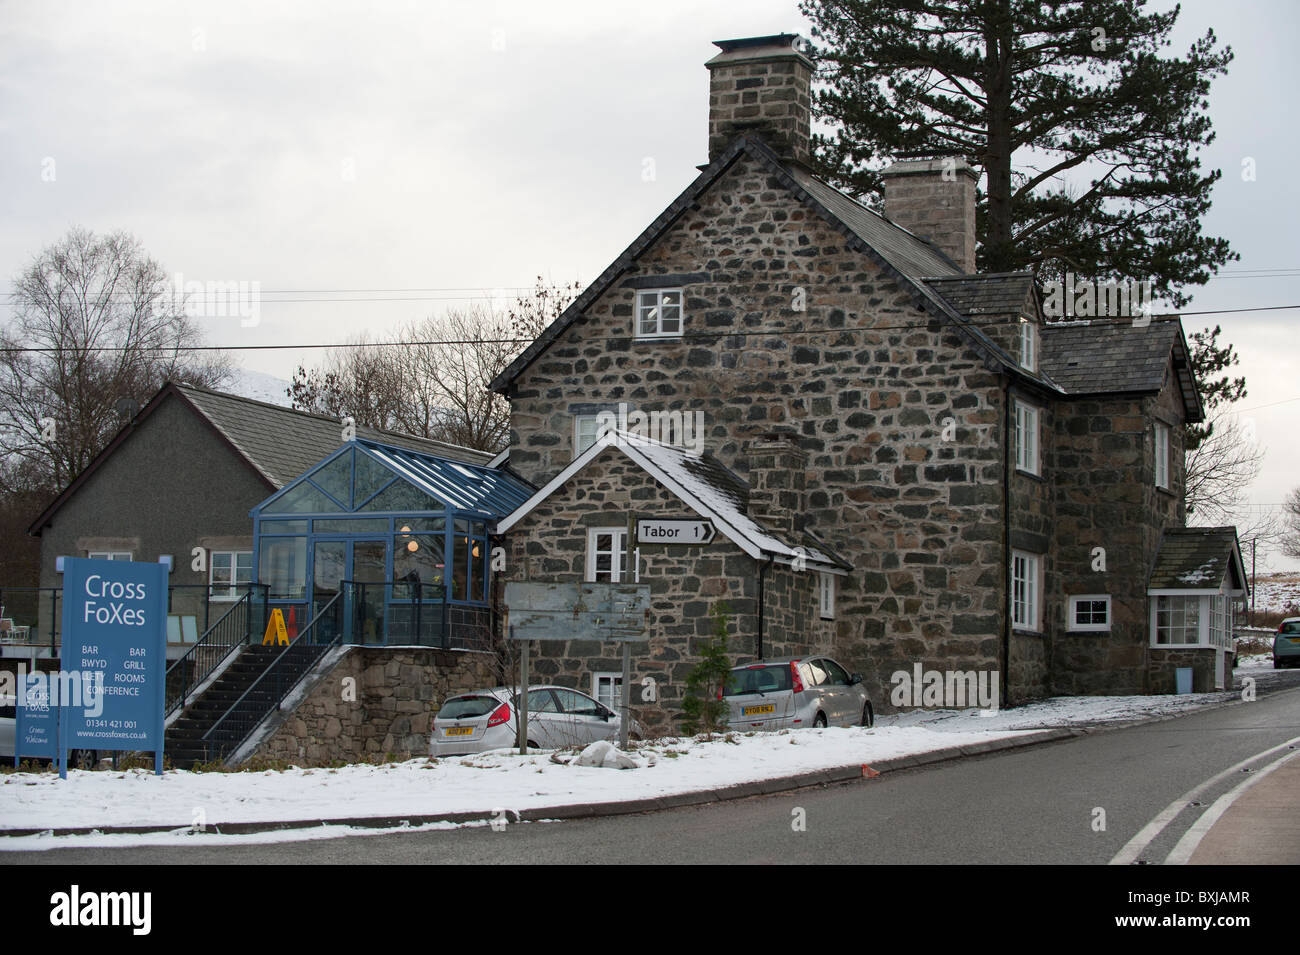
xmin=6 ymin=672 xmax=1300 ymax=865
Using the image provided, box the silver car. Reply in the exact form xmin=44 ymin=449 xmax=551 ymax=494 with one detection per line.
xmin=430 ymin=685 xmax=643 ymax=756
xmin=724 ymin=656 xmax=873 ymax=731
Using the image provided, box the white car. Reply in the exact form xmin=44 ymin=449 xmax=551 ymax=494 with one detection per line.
xmin=431 ymin=685 xmax=643 ymax=756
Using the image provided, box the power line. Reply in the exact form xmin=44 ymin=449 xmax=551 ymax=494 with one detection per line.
xmin=3 ymin=303 xmax=1298 ymax=355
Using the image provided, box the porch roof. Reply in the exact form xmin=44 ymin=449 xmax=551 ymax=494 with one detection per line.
xmin=1147 ymin=526 xmax=1249 ymax=595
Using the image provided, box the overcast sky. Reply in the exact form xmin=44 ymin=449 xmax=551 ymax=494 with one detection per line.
xmin=2 ymin=0 xmax=1296 ymax=569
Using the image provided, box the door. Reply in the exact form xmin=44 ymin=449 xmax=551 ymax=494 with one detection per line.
xmin=1214 ymin=648 xmax=1226 ymax=690
xmin=819 ymin=658 xmax=855 ymax=724
xmin=350 ymin=540 xmax=387 ymax=645
xmin=311 ymin=541 xmax=346 ymax=644
xmin=552 ymin=688 xmax=614 ymax=745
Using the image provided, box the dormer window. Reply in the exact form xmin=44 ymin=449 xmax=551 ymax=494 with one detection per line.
xmin=636 ymin=290 xmax=683 ymax=338
xmin=1019 ymin=318 xmax=1037 ymax=372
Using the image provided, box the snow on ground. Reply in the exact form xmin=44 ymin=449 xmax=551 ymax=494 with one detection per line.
xmin=0 ymin=688 xmax=1249 ymax=850
xmin=1252 ymin=573 xmax=1300 ymax=615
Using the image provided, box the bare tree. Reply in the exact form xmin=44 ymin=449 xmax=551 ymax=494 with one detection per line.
xmin=1282 ymin=488 xmax=1300 ymax=560
xmin=1185 ymin=412 xmax=1266 ymax=525
xmin=0 ymin=227 xmax=230 ymax=490
xmin=288 ymin=278 xmax=579 ymax=451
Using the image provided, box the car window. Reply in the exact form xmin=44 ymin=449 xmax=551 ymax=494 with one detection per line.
xmin=1282 ymin=622 xmax=1300 ymax=635
xmin=437 ymin=696 xmax=500 ymax=720
xmin=821 ymin=659 xmax=850 ymax=685
xmin=798 ymin=663 xmax=816 ymax=688
xmin=724 ymin=665 xmax=791 ymax=696
xmin=805 ymin=659 xmax=829 ymax=686
xmin=552 ymin=688 xmax=603 ymax=716
xmin=525 ymin=689 xmax=559 ymax=713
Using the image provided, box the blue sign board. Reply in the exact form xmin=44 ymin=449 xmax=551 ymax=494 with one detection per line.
xmin=59 ymin=557 xmax=167 ymax=777
xmin=14 ymin=670 xmax=58 ymax=763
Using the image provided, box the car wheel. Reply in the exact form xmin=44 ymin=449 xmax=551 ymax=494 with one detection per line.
xmin=813 ymin=713 xmax=827 ymax=728
xmin=629 ymin=732 xmax=642 ymax=742
xmin=1274 ymin=659 xmax=1281 ymax=669
xmin=526 ymin=740 xmax=539 ymax=750
xmin=70 ymin=749 xmax=97 ymax=770
xmin=861 ymin=702 xmax=874 ymax=728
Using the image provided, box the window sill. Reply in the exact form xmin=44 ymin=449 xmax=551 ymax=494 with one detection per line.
xmin=1012 ymin=627 xmax=1044 ymax=637
xmin=1155 ymin=485 xmax=1177 ymax=498
xmin=1015 ymin=467 xmax=1045 ymax=482
xmin=1065 ymin=628 xmax=1111 ymax=635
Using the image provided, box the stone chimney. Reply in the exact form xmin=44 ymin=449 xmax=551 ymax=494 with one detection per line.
xmin=706 ymin=34 xmax=814 ymax=167
xmin=746 ymin=431 xmax=807 ymax=538
xmin=880 ymin=157 xmax=979 ymax=273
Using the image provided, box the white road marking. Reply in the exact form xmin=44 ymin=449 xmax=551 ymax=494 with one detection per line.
xmin=1164 ymin=748 xmax=1300 ymax=865
xmin=1109 ymin=733 xmax=1300 ymax=865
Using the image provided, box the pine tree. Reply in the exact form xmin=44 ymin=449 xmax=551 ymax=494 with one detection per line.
xmin=680 ymin=602 xmax=733 ymax=737
xmin=800 ymin=0 xmax=1236 ymax=299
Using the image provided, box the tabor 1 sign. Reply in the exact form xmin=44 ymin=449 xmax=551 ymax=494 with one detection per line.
xmin=59 ymin=557 xmax=167 ymax=777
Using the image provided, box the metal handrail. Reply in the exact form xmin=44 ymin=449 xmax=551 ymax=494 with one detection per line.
xmin=198 ymin=593 xmax=342 ymax=762
xmin=164 ymin=584 xmax=268 ymax=716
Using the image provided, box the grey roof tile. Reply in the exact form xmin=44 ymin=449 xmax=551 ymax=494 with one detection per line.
xmin=176 ymin=385 xmax=492 ymax=488
xmin=1039 ymin=320 xmax=1180 ymax=395
xmin=1148 ymin=526 xmax=1246 ymax=592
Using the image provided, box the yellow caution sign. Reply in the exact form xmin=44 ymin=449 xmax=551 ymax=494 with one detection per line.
xmin=262 ymin=608 xmax=290 ymax=646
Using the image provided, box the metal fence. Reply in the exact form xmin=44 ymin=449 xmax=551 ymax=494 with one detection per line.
xmin=165 ymin=584 xmax=269 ymax=716
xmin=341 ymin=580 xmax=492 ymax=651
xmin=199 ymin=593 xmax=343 ymax=763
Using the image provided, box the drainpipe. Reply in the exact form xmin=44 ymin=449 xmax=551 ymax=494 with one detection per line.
xmin=1001 ymin=379 xmax=1012 ymax=709
xmin=757 ymin=554 xmax=774 ymax=659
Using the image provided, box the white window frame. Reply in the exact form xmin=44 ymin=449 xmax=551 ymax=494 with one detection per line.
xmin=1011 ymin=550 xmax=1042 ymax=631
xmin=1150 ymin=593 xmax=1204 ymax=647
xmin=1154 ymin=421 xmax=1170 ymax=489
xmin=1019 ymin=318 xmax=1037 ymax=372
xmin=573 ymin=415 xmax=603 ymax=458
xmin=88 ymin=551 xmax=132 ymax=561
xmin=592 ymin=672 xmax=623 ymax=712
xmin=209 ymin=550 xmax=254 ymax=601
xmin=585 ymin=527 xmax=627 ymax=583
xmin=1068 ymin=594 xmax=1111 ymax=632
xmin=1015 ymin=400 xmax=1040 ymax=475
xmin=818 ymin=572 xmax=835 ymax=620
xmin=635 ymin=289 xmax=684 ymax=339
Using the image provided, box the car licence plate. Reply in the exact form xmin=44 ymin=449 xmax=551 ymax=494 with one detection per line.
xmin=444 ymin=726 xmax=473 ymax=736
xmin=743 ymin=704 xmax=775 ymax=716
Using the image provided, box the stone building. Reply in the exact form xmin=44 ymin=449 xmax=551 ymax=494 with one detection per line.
xmin=488 ymin=33 xmax=1245 ymax=731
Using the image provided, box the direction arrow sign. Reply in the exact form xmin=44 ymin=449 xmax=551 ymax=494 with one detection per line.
xmin=637 ymin=519 xmax=716 ymax=545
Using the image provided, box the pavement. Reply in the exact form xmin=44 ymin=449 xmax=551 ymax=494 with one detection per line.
xmin=1190 ymin=751 xmax=1300 ymax=864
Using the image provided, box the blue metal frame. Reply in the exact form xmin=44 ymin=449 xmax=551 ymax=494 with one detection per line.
xmin=248 ymin=440 xmax=526 ymax=645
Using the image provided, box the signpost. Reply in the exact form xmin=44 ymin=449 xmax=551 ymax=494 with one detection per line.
xmin=504 ymin=581 xmax=650 ymax=753
xmin=58 ymin=557 xmax=167 ymax=778
xmin=636 ymin=518 xmax=715 ymax=545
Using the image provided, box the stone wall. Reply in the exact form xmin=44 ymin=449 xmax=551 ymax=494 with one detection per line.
xmin=503 ymin=445 xmax=834 ymax=736
xmin=505 ymin=153 xmax=1014 ymax=715
xmin=249 ymin=647 xmax=495 ymax=765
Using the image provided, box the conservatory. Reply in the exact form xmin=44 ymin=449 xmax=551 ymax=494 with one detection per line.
xmin=250 ymin=439 xmax=532 ymax=648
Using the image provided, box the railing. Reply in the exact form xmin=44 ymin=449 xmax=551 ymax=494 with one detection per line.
xmin=165 ymin=584 xmax=269 ymax=716
xmin=342 ymin=580 xmax=491 ymax=651
xmin=198 ymin=593 xmax=343 ymax=763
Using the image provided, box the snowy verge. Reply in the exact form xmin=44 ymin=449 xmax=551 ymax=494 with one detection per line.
xmin=0 ymin=689 xmax=1250 ymax=849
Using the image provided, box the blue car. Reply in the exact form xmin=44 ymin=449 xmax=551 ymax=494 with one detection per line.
xmin=1274 ymin=618 xmax=1300 ymax=668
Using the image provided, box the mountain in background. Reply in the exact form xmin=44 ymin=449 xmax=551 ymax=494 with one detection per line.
xmin=224 ymin=367 xmax=293 ymax=407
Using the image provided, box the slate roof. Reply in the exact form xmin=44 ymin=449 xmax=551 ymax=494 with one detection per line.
xmin=489 ymin=135 xmax=1041 ymax=395
xmin=922 ymin=273 xmax=1037 ymax=318
xmin=497 ymin=432 xmax=852 ymax=571
xmin=1039 ymin=319 xmax=1202 ymax=421
xmin=29 ymin=382 xmax=494 ymax=533
xmin=175 ymin=384 xmax=492 ymax=487
xmin=1148 ymin=526 xmax=1248 ymax=594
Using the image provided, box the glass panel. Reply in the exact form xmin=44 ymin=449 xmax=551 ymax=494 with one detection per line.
xmin=260 ymin=519 xmax=308 ymax=534
xmin=351 ymin=541 xmax=387 ymax=646
xmin=311 ymin=450 xmax=353 ymax=507
xmin=396 ymin=517 xmax=445 ymax=533
xmin=266 ymin=481 xmax=344 ymax=514
xmin=313 ymin=518 xmax=391 ymax=534
xmin=357 ymin=479 xmax=443 ymax=513
xmin=453 ymin=533 xmax=469 ymax=601
xmin=469 ymin=537 xmax=483 ymax=602
xmin=312 ymin=541 xmax=345 ymax=644
xmin=260 ymin=537 xmax=307 ymax=599
xmin=354 ymin=450 xmax=394 ymax=506
xmin=392 ymin=532 xmax=445 ymax=599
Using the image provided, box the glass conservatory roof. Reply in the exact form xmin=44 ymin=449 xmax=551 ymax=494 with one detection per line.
xmin=254 ymin=439 xmax=533 ymax=519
